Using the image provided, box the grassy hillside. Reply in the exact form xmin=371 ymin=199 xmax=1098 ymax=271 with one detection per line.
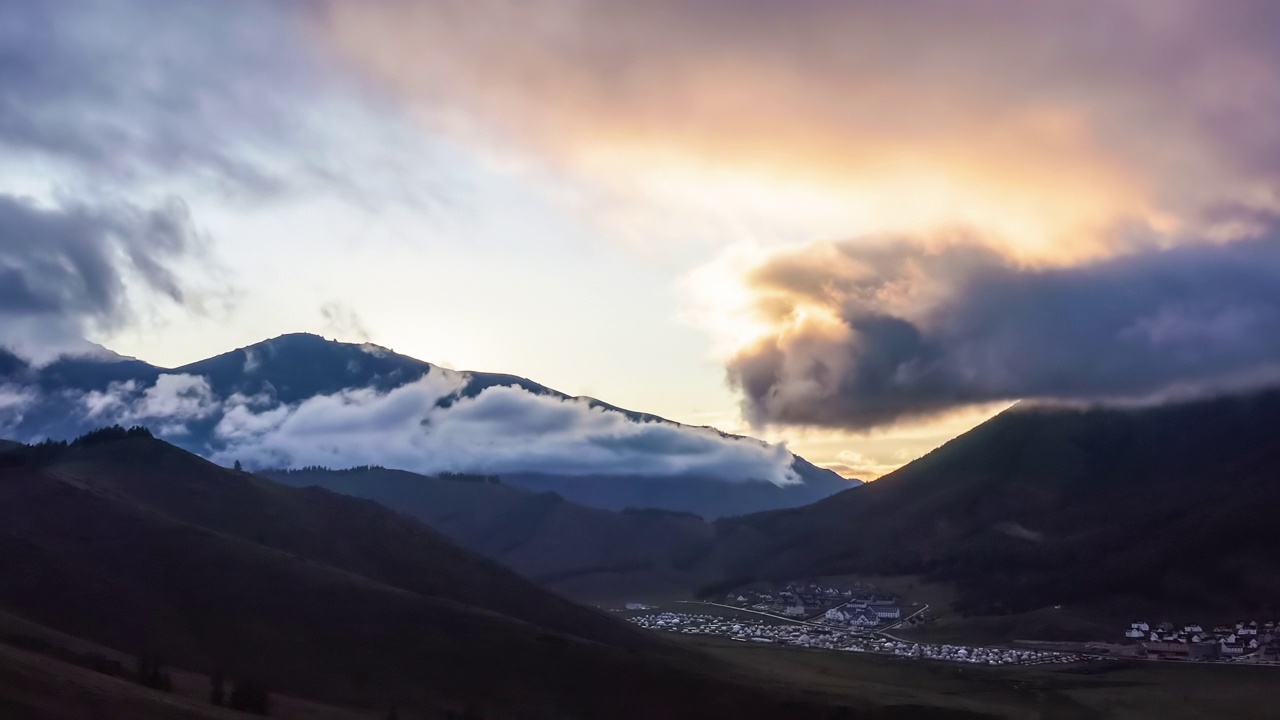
xmin=265 ymin=466 xmax=717 ymax=601
xmin=502 ymin=459 xmax=855 ymax=519
xmin=714 ymin=391 xmax=1280 ymax=623
xmin=0 ymin=433 xmax=878 ymax=719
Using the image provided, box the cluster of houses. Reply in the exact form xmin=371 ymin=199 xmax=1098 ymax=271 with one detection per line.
xmin=1124 ymin=620 xmax=1280 ymax=660
xmin=724 ymin=581 xmax=901 ymax=627
xmin=628 ymin=612 xmax=1080 ymax=666
xmin=821 ymin=598 xmax=902 ymax=628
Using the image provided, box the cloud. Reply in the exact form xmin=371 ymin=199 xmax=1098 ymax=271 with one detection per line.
xmin=0 ymin=194 xmax=210 ymax=363
xmin=208 ymin=373 xmax=800 ymax=484
xmin=81 ymin=374 xmax=220 ymax=435
xmin=0 ymin=384 xmax=36 ymax=435
xmin=320 ymin=302 xmax=373 ymax=343
xmin=727 ymin=232 xmax=1280 ymax=430
xmin=0 ymin=0 xmax=440 ymax=206
xmin=18 ymin=366 xmax=799 ymax=484
xmin=819 ymin=451 xmax=911 ymax=482
xmin=315 ymin=0 xmax=1280 ymax=254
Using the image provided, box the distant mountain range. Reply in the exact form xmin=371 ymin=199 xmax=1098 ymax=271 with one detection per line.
xmin=263 ymin=465 xmax=720 ymax=602
xmin=0 ymin=333 xmax=856 ymax=518
xmin=269 ymin=385 xmax=1280 ymax=627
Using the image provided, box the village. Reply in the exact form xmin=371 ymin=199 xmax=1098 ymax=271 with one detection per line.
xmin=1122 ymin=619 xmax=1280 ymax=661
xmin=618 ymin=581 xmax=1280 ymax=670
xmin=719 ymin=580 xmax=904 ymax=629
xmin=626 ymin=611 xmax=1084 ymax=666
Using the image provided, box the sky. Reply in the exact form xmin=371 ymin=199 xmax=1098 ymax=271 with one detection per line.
xmin=5 ymin=0 xmax=1280 ymax=479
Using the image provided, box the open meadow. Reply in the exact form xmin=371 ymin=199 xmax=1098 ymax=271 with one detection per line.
xmin=682 ymin=634 xmax=1278 ymax=720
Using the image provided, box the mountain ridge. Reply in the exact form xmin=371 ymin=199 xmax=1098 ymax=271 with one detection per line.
xmin=0 ymin=333 xmax=856 ymax=518
xmin=707 ymin=388 xmax=1280 ymax=625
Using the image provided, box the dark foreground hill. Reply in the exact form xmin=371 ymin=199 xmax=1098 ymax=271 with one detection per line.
xmin=712 ymin=390 xmax=1280 ymax=622
xmin=264 ymin=466 xmax=719 ymax=601
xmin=0 ymin=431 xmax=940 ymax=720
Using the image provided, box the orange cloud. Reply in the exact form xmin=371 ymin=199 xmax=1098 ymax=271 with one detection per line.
xmin=313 ymin=0 xmax=1280 ymax=260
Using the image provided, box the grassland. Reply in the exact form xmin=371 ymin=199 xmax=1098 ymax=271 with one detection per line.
xmin=681 ymin=634 xmax=1278 ymax=720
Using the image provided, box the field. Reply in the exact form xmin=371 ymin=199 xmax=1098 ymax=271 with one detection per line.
xmin=0 ymin=642 xmax=380 ymax=720
xmin=682 ymin=634 xmax=1279 ymax=720
xmin=0 ymin=610 xmax=377 ymax=720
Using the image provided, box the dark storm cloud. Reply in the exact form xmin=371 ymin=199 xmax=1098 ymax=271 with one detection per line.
xmin=0 ymin=194 xmax=204 ymax=358
xmin=0 ymin=0 xmax=311 ymax=194
xmin=0 ymin=0 xmax=433 ymax=204
xmin=729 ymin=234 xmax=1280 ymax=430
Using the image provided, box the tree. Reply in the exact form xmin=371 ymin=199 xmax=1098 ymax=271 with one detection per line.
xmin=210 ymin=671 xmax=226 ymax=706
xmin=228 ymin=678 xmax=271 ymax=715
xmin=233 ymin=459 xmax=243 ymax=472
xmin=135 ymin=655 xmax=173 ymax=692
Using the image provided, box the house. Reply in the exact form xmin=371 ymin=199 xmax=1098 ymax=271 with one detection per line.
xmin=875 ymin=605 xmax=901 ymax=621
xmin=1240 ymin=622 xmax=1259 ymax=636
xmin=852 ymin=608 xmax=880 ymax=627
xmin=1124 ymin=628 xmax=1146 ymax=640
xmin=1144 ymin=641 xmax=1191 ymax=656
xmin=1221 ymin=641 xmax=1244 ymax=656
xmin=1131 ymin=622 xmax=1150 ymax=632
xmin=825 ymin=609 xmax=850 ymax=623
xmin=783 ymin=603 xmax=807 ymax=617
xmin=1183 ymin=624 xmax=1203 ymax=634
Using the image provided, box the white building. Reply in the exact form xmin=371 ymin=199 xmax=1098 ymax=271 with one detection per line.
xmin=825 ymin=609 xmax=850 ymax=623
xmin=853 ymin=608 xmax=880 ymax=627
xmin=875 ymin=606 xmax=901 ymax=620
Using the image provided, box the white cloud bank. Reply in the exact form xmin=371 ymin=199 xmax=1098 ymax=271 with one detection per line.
xmin=70 ymin=371 xmax=800 ymax=485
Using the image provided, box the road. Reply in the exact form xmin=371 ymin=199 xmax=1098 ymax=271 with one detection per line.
xmin=875 ymin=604 xmax=930 ymax=642
xmin=674 ymin=600 xmax=836 ymax=630
xmin=675 ymin=600 xmax=931 ymax=642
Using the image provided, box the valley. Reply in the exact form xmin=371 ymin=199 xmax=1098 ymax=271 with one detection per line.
xmin=6 ymin=2 xmax=1279 ymax=716
xmin=4 ymin=347 xmax=1280 ymax=718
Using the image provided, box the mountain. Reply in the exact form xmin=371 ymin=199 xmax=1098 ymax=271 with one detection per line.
xmin=502 ymin=456 xmax=851 ymax=519
xmin=0 ymin=333 xmax=856 ymax=517
xmin=0 ymin=430 xmax=869 ymax=719
xmin=711 ymin=390 xmax=1280 ymax=624
xmin=264 ymin=465 xmax=720 ymax=601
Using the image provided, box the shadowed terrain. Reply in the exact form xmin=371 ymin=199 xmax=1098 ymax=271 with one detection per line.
xmin=709 ymin=390 xmax=1280 ymax=627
